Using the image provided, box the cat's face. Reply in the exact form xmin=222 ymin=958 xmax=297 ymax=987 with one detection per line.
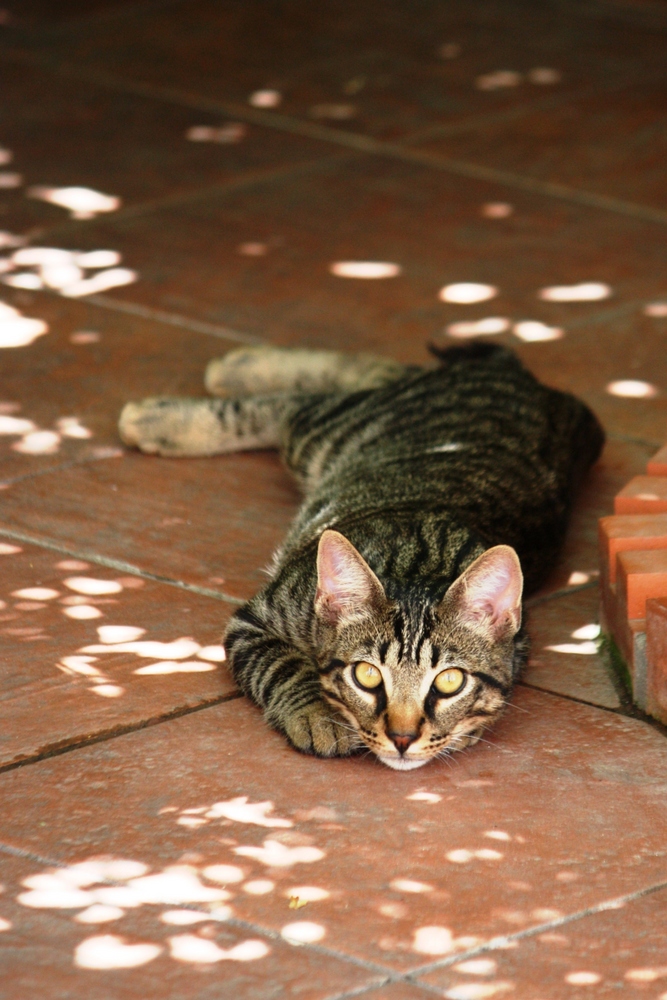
xmin=314 ymin=531 xmax=524 ymax=770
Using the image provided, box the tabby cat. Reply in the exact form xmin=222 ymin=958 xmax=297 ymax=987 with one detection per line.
xmin=119 ymin=342 xmax=604 ymax=770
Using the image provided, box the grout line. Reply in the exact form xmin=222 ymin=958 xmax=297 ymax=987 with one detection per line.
xmin=405 ymin=877 xmax=667 ymax=980
xmin=516 ymin=679 xmax=621 ymax=714
xmin=0 ymin=525 xmax=245 ymax=605
xmin=0 ymin=691 xmax=243 ymax=774
xmin=39 ymin=151 xmax=352 ymax=240
xmin=79 ymin=294 xmax=262 ymax=345
xmin=4 ymin=50 xmax=667 ymax=227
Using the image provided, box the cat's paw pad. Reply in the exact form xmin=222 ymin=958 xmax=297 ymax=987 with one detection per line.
xmin=119 ymin=398 xmax=223 ymax=457
xmin=282 ymin=701 xmax=358 ymax=758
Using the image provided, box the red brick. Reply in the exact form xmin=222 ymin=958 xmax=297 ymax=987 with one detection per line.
xmin=646 ymin=597 xmax=667 ymax=725
xmin=614 ymin=476 xmax=667 ymax=514
xmin=617 ymin=549 xmax=667 ymax=620
xmin=598 ymin=513 xmax=667 ymax=585
xmin=647 ymin=444 xmax=667 ymax=476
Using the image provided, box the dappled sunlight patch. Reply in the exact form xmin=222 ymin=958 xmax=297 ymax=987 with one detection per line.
xmin=242 ymin=880 xmax=275 ymax=895
xmin=446 ymin=317 xmax=509 ymax=338
xmin=201 ymin=865 xmax=244 ymax=885
xmin=440 ymin=283 xmax=498 ymax=304
xmin=0 ymin=917 xmax=12 ymax=931
xmin=249 ymin=89 xmax=281 ymax=108
xmin=70 ymin=330 xmax=101 ymax=344
xmin=12 ymin=587 xmax=59 ymax=600
xmin=0 ymin=172 xmax=22 ymax=188
xmin=186 ymin=123 xmax=246 ymax=143
xmin=160 ymin=908 xmax=228 ymax=925
xmin=453 ymin=958 xmax=498 ymax=975
xmin=567 ymin=570 xmax=597 ymax=586
xmin=412 ymin=925 xmax=455 ymax=955
xmin=234 ymin=839 xmax=324 ymax=867
xmin=475 ymin=70 xmax=521 ymax=90
xmin=2 ymin=245 xmax=136 ymax=297
xmin=571 ymin=624 xmax=600 ymax=640
xmin=481 ymin=202 xmax=513 ymax=219
xmin=280 ymin=921 xmax=325 ymax=945
xmin=330 ymin=261 xmax=401 ymax=279
xmin=74 ymin=904 xmax=125 ymax=924
xmin=484 ymin=830 xmax=511 ymax=841
xmin=238 ymin=242 xmax=268 ymax=256
xmin=545 ymin=640 xmax=597 ymax=655
xmin=134 ymin=660 xmax=215 ymax=674
xmin=97 ymin=625 xmax=145 ymax=643
xmin=27 ymin=186 xmax=121 ymax=219
xmin=75 ymin=934 xmax=161 ymax=969
xmin=528 ymin=67 xmax=561 ymax=85
xmin=390 ymin=878 xmax=433 ymax=893
xmin=625 ymin=968 xmax=667 ymax=982
xmin=446 ymin=848 xmax=503 ymax=863
xmin=406 ymin=791 xmax=441 ymax=803
xmin=644 ymin=302 xmax=667 ymax=318
xmin=204 ymin=797 xmax=292 ymax=828
xmin=91 ymin=683 xmax=125 ymax=697
xmin=0 ymin=542 xmax=22 ymax=554
xmin=607 ymin=379 xmax=657 ymax=398
xmin=169 ymin=934 xmax=269 ymax=962
xmin=64 ymin=605 xmax=104 ymax=620
xmin=444 ymin=984 xmax=514 ymax=1000
xmin=57 ymin=417 xmax=93 ymax=439
xmin=538 ymin=282 xmax=611 ymax=302
xmin=0 ymin=301 xmax=48 ymax=348
xmin=565 ymin=971 xmax=602 ymax=985
xmin=512 ymin=321 xmax=563 ymax=342
xmin=12 ymin=430 xmax=61 ymax=455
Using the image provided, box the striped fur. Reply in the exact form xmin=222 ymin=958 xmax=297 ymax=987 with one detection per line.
xmin=120 ymin=343 xmax=604 ymax=769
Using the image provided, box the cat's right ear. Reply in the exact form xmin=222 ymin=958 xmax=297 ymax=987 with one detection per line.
xmin=315 ymin=530 xmax=386 ymax=625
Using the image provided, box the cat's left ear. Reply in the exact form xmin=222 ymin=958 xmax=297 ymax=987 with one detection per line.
xmin=315 ymin=530 xmax=386 ymax=625
xmin=444 ymin=545 xmax=523 ymax=639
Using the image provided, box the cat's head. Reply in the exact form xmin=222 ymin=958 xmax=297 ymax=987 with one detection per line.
xmin=313 ymin=530 xmax=524 ymax=770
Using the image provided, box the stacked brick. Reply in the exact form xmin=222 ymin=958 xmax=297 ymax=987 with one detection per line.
xmin=599 ymin=443 xmax=667 ymax=724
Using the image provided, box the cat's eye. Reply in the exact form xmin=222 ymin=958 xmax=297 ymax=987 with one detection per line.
xmin=433 ymin=668 xmax=466 ymax=697
xmin=353 ymin=661 xmax=383 ymax=690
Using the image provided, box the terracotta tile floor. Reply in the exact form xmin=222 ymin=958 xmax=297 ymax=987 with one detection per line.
xmin=1 ymin=1 xmax=667 ymax=996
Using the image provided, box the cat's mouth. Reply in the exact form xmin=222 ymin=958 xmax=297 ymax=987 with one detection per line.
xmin=377 ymin=754 xmax=429 ymax=771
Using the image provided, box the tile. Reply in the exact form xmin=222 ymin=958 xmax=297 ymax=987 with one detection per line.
xmin=0 ymin=450 xmax=299 ymax=601
xmin=0 ymin=288 xmax=234 ymax=487
xmin=49 ymin=156 xmax=667 ymax=446
xmin=0 ymin=540 xmax=236 ymax=767
xmin=0 ymin=851 xmax=380 ymax=1000
xmin=353 ymin=986 xmax=433 ymax=1000
xmin=2 ymin=689 xmax=667 ymax=973
xmin=523 ymin=586 xmax=620 ymax=709
xmin=417 ymin=78 xmax=667 ymax=209
xmin=617 ymin=548 xmax=667 ymax=620
xmin=19 ymin=0 xmax=667 ymax=140
xmin=647 ymin=443 xmax=667 ymax=475
xmin=419 ymin=886 xmax=667 ymax=998
xmin=0 ymin=289 xmax=299 ymax=599
xmin=0 ymin=55 xmax=336 ymax=237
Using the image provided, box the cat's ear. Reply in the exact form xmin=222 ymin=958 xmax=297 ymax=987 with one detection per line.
xmin=445 ymin=545 xmax=523 ymax=639
xmin=315 ymin=530 xmax=386 ymax=624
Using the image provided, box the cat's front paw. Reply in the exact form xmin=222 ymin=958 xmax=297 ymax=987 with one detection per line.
xmin=280 ymin=701 xmax=359 ymax=758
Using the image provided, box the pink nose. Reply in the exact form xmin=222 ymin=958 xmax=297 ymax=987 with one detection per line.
xmin=390 ymin=733 xmax=417 ymax=754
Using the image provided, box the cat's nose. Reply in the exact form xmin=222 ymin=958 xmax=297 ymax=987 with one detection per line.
xmin=389 ymin=732 xmax=418 ymax=754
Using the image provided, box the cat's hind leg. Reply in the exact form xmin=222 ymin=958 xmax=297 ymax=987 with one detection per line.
xmin=205 ymin=346 xmax=408 ymax=398
xmin=118 ymin=394 xmax=292 ymax=457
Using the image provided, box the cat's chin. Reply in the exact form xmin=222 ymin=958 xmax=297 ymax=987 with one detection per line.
xmin=377 ymin=755 xmax=429 ymax=771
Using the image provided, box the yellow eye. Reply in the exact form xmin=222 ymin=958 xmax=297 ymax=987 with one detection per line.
xmin=434 ymin=668 xmax=466 ymax=697
xmin=353 ymin=661 xmax=383 ymax=690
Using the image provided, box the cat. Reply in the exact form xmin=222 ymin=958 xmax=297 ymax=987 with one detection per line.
xmin=119 ymin=342 xmax=604 ymax=770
